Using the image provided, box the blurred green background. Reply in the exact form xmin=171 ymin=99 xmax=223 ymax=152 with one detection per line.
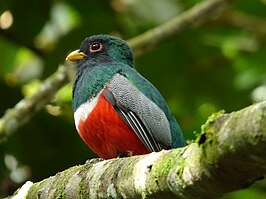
xmin=0 ymin=0 xmax=266 ymax=198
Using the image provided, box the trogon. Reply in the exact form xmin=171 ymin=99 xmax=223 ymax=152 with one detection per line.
xmin=66 ymin=34 xmax=185 ymax=159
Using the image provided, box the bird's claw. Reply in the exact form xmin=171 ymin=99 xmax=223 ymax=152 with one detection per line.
xmin=85 ymin=158 xmax=104 ymax=165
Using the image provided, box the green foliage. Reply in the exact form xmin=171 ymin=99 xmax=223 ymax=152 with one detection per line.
xmin=0 ymin=0 xmax=266 ymax=198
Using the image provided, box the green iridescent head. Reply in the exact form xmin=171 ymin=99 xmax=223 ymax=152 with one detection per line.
xmin=66 ymin=34 xmax=134 ymax=68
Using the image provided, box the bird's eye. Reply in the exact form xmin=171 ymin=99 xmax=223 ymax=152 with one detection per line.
xmin=89 ymin=42 xmax=102 ymax=52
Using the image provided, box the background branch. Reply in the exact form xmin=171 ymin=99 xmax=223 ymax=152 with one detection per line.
xmin=217 ymin=10 xmax=266 ymax=36
xmin=128 ymin=0 xmax=234 ymax=56
xmin=11 ymin=100 xmax=266 ymax=199
xmin=0 ymin=0 xmax=235 ymax=142
xmin=0 ymin=65 xmax=70 ymax=140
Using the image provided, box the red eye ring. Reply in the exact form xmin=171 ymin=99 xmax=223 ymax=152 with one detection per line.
xmin=89 ymin=42 xmax=103 ymax=52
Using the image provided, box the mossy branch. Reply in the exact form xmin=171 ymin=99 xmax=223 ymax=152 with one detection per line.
xmin=0 ymin=0 xmax=234 ymax=142
xmin=217 ymin=10 xmax=266 ymax=37
xmin=0 ymin=65 xmax=70 ymax=140
xmin=128 ymin=0 xmax=234 ymax=56
xmin=10 ymin=100 xmax=266 ymax=199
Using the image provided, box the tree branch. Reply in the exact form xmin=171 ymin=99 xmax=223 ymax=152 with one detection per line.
xmin=0 ymin=65 xmax=71 ymax=140
xmin=128 ymin=0 xmax=234 ymax=56
xmin=11 ymin=100 xmax=266 ymax=198
xmin=217 ymin=10 xmax=266 ymax=36
xmin=0 ymin=0 xmax=235 ymax=142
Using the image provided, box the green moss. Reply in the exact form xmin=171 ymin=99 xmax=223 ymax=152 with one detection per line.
xmin=54 ymin=165 xmax=82 ymax=199
xmin=55 ymin=184 xmax=66 ymax=199
xmin=77 ymin=162 xmax=108 ymax=198
xmin=197 ymin=110 xmax=225 ymax=145
xmin=151 ymin=149 xmax=186 ymax=185
xmin=201 ymin=110 xmax=225 ymax=132
xmin=195 ymin=110 xmax=225 ymax=165
xmin=145 ymin=148 xmax=188 ymax=198
xmin=78 ymin=176 xmax=88 ymax=199
xmin=54 ymin=175 xmax=67 ymax=199
xmin=26 ymin=178 xmax=50 ymax=199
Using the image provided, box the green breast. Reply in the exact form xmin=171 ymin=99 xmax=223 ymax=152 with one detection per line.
xmin=72 ymin=63 xmax=123 ymax=112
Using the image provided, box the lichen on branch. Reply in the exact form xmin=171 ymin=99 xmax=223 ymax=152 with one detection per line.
xmin=0 ymin=65 xmax=71 ymax=141
xmin=11 ymin=100 xmax=266 ymax=199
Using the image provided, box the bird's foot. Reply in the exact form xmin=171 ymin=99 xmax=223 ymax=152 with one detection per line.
xmin=117 ymin=151 xmax=126 ymax=158
xmin=85 ymin=158 xmax=104 ymax=165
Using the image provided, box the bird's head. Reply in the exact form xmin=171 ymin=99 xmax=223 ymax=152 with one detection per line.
xmin=66 ymin=34 xmax=134 ymax=68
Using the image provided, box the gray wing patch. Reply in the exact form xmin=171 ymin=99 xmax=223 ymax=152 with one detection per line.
xmin=105 ymin=74 xmax=172 ymax=150
xmin=104 ymin=90 xmax=162 ymax=152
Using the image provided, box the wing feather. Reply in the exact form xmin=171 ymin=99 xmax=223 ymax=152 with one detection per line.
xmin=104 ymin=90 xmax=162 ymax=152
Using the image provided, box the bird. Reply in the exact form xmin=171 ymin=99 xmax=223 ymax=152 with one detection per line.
xmin=66 ymin=34 xmax=185 ymax=159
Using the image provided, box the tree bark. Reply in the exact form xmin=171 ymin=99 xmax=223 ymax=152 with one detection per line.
xmin=11 ymin=100 xmax=266 ymax=199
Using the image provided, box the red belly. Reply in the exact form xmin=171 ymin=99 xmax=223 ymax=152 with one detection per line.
xmin=77 ymin=93 xmax=149 ymax=159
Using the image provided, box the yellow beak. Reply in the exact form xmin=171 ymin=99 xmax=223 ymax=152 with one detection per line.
xmin=66 ymin=50 xmax=86 ymax=61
